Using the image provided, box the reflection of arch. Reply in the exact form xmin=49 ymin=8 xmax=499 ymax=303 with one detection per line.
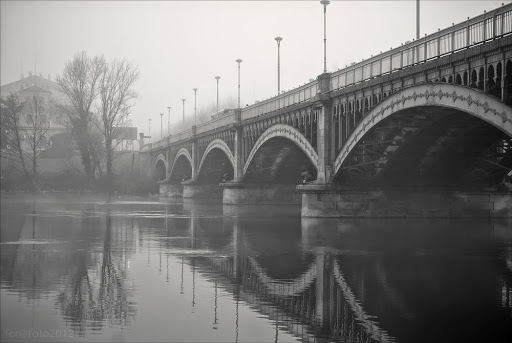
xmin=243 ymin=124 xmax=319 ymax=177
xmin=197 ymin=139 xmax=235 ymax=174
xmin=247 ymin=255 xmax=318 ymax=297
xmin=333 ymin=83 xmax=512 ymax=176
xmin=333 ymin=259 xmax=394 ymax=343
xmin=170 ymin=148 xmax=192 ymax=177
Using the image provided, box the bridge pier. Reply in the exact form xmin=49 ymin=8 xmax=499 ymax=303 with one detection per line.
xmin=182 ymin=180 xmax=223 ymax=199
xmin=221 ymin=182 xmax=301 ymax=205
xmin=313 ymin=72 xmax=333 ymax=184
xmin=299 ymin=184 xmax=512 ymax=218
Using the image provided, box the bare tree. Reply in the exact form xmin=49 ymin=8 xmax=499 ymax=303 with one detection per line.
xmin=196 ymin=96 xmax=238 ymax=124
xmin=25 ymin=94 xmax=50 ymax=179
xmin=96 ymin=59 xmax=139 ymax=178
xmin=168 ymin=96 xmax=238 ymax=135
xmin=57 ymin=51 xmax=105 ymax=179
xmin=0 ymin=93 xmax=30 ymax=178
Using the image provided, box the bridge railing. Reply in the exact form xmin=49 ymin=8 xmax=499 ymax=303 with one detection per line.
xmin=196 ymin=112 xmax=236 ymax=135
xmin=172 ymin=128 xmax=193 ymax=142
xmin=147 ymin=128 xmax=193 ymax=150
xmin=329 ymin=3 xmax=512 ymax=91
xmin=241 ymin=81 xmax=318 ymax=121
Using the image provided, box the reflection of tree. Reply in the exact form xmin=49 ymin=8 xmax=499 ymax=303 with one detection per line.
xmin=58 ymin=209 xmax=135 ymax=336
xmin=57 ymin=211 xmax=99 ymax=335
xmin=0 ymin=213 xmax=26 ymax=284
xmin=97 ymin=214 xmax=135 ymax=326
xmin=58 ymin=255 xmax=96 ymax=334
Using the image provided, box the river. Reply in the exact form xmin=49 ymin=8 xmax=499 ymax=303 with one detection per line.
xmin=1 ymin=193 xmax=511 ymax=342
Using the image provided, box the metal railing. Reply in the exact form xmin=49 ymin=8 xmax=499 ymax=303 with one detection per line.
xmin=329 ymin=3 xmax=512 ymax=90
xmin=196 ymin=112 xmax=236 ymax=135
xmin=240 ymin=80 xmax=318 ymax=121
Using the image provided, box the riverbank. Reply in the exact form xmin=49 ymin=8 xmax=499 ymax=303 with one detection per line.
xmin=0 ymin=172 xmax=157 ymax=195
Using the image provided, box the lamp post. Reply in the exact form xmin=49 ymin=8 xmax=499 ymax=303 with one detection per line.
xmin=215 ymin=76 xmax=220 ymax=113
xmin=416 ymin=0 xmax=420 ymax=40
xmin=193 ymin=88 xmax=198 ymax=126
xmin=160 ymin=113 xmax=163 ymax=138
xmin=275 ymin=37 xmax=282 ymax=94
xmin=236 ymin=59 xmax=242 ymax=108
xmin=181 ymin=99 xmax=185 ymax=124
xmin=167 ymin=106 xmax=171 ymax=135
xmin=320 ymin=0 xmax=330 ymax=73
xmin=148 ymin=118 xmax=152 ymax=143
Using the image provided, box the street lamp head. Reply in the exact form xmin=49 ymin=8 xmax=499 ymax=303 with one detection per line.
xmin=320 ymin=0 xmax=330 ymax=6
xmin=275 ymin=36 xmax=282 ymax=43
xmin=215 ymin=76 xmax=220 ymax=80
xmin=167 ymin=106 xmax=171 ymax=110
xmin=236 ymin=59 xmax=242 ymax=64
xmin=193 ymin=88 xmax=198 ymax=92
xmin=182 ymin=99 xmax=185 ymax=102
xmin=160 ymin=113 xmax=163 ymax=117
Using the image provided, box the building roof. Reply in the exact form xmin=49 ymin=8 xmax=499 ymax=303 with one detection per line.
xmin=0 ymin=74 xmax=67 ymax=102
xmin=18 ymin=85 xmax=52 ymax=95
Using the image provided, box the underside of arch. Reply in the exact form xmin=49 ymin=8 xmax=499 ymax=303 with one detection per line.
xmin=243 ymin=124 xmax=319 ymax=183
xmin=333 ymin=84 xmax=512 ymax=189
xmin=154 ymin=154 xmax=167 ymax=181
xmin=169 ymin=148 xmax=192 ymax=183
xmin=197 ymin=139 xmax=235 ymax=184
xmin=243 ymin=137 xmax=317 ymax=184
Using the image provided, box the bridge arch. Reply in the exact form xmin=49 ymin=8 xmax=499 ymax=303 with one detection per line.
xmin=246 ymin=256 xmax=318 ymax=298
xmin=243 ymin=124 xmax=319 ymax=178
xmin=197 ymin=139 xmax=235 ymax=180
xmin=333 ymin=83 xmax=512 ymax=177
xmin=332 ymin=259 xmax=394 ymax=342
xmin=154 ymin=154 xmax=168 ymax=181
xmin=169 ymin=148 xmax=193 ymax=182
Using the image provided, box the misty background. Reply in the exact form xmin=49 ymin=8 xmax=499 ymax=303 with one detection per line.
xmin=1 ymin=0 xmax=506 ymax=141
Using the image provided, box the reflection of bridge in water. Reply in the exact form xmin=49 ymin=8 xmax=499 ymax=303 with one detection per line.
xmin=150 ymin=208 xmax=512 ymax=343
xmin=168 ymin=215 xmax=398 ymax=343
xmin=200 ymin=253 xmax=395 ymax=343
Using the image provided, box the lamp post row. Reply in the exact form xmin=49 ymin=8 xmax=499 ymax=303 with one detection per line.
xmin=151 ymin=1 xmax=330 ymax=140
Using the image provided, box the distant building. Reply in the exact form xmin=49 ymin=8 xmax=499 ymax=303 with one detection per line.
xmin=1 ymin=73 xmax=70 ymax=156
xmin=2 ymin=72 xmax=138 ymax=149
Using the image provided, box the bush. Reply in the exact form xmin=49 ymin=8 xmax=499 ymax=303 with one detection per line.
xmin=1 ymin=167 xmax=157 ymax=195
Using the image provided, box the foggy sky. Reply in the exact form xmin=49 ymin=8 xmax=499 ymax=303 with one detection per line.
xmin=1 ymin=1 xmax=507 ymax=139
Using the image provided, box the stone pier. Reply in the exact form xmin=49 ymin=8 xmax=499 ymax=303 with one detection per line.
xmin=221 ymin=182 xmax=301 ymax=205
xmin=298 ymin=184 xmax=512 ymax=218
xmin=182 ymin=180 xmax=223 ymax=199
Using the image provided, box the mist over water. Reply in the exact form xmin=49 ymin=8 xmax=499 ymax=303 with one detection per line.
xmin=1 ymin=193 xmax=511 ymax=342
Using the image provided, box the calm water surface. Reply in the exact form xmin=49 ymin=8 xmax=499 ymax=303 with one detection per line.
xmin=1 ymin=193 xmax=511 ymax=342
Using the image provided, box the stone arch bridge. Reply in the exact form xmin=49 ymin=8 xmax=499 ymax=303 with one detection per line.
xmin=144 ymin=4 xmax=512 ymax=217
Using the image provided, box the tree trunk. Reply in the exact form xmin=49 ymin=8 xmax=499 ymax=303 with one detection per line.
xmin=31 ymin=130 xmax=39 ymax=180
xmin=15 ymin=135 xmax=29 ymax=178
xmin=106 ymin=138 xmax=113 ymax=178
xmin=32 ymin=144 xmax=37 ymax=179
xmin=78 ymin=143 xmax=93 ymax=178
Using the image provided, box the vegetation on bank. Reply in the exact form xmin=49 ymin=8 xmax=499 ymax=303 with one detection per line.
xmin=0 ymin=167 xmax=157 ymax=195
